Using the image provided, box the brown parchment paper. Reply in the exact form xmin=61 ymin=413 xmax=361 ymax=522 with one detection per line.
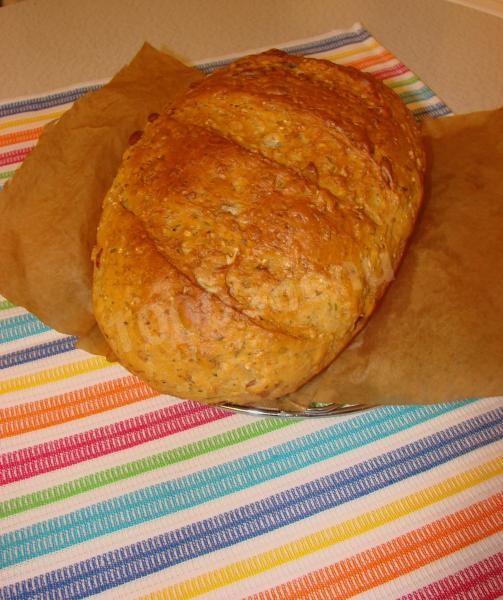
xmin=0 ymin=43 xmax=501 ymax=407
xmin=0 ymin=44 xmax=203 ymax=356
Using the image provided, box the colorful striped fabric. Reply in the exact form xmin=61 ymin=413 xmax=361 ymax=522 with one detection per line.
xmin=1 ymin=23 xmax=501 ymax=600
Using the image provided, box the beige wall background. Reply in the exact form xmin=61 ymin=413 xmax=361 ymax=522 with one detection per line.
xmin=446 ymin=0 xmax=503 ymax=17
xmin=1 ymin=0 xmax=502 ymax=113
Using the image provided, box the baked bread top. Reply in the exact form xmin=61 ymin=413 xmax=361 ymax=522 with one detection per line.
xmin=93 ymin=50 xmax=425 ymax=404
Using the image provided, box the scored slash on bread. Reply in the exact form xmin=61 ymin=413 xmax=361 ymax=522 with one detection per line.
xmin=93 ymin=50 xmax=425 ymax=404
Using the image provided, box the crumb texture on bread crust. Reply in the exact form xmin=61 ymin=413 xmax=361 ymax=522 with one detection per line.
xmin=93 ymin=50 xmax=425 ymax=404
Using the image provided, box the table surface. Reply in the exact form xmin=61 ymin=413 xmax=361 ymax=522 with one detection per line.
xmin=1 ymin=0 xmax=503 ymax=113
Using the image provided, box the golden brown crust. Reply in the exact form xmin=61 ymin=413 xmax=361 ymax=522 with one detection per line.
xmin=173 ymin=50 xmax=425 ymax=264
xmin=93 ymin=50 xmax=425 ymax=404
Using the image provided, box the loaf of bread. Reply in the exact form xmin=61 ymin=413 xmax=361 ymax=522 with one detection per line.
xmin=92 ymin=50 xmax=425 ymax=404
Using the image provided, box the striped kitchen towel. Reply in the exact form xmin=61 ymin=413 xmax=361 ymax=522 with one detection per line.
xmin=1 ymin=23 xmax=501 ymax=600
